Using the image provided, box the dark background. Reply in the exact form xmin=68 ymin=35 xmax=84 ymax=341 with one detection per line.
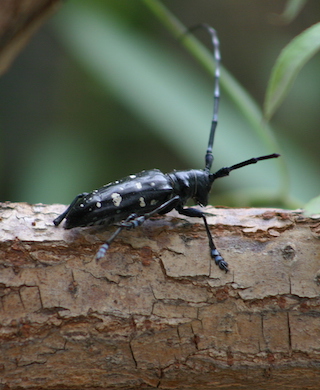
xmin=1 ymin=0 xmax=320 ymax=207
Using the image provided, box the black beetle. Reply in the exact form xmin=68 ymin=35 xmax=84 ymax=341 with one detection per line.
xmin=54 ymin=25 xmax=279 ymax=272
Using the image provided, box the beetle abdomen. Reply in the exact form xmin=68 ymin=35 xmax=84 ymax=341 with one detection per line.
xmin=63 ymin=169 xmax=173 ymax=229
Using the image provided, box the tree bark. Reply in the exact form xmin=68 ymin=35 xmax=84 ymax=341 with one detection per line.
xmin=0 ymin=0 xmax=61 ymax=75
xmin=0 ymin=202 xmax=320 ymax=389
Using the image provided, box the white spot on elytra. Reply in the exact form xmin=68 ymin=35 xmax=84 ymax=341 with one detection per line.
xmin=150 ymin=199 xmax=158 ymax=206
xmin=96 ymin=201 xmax=102 ymax=208
xmin=136 ymin=182 xmax=142 ymax=190
xmin=150 ymin=182 xmax=155 ymax=187
xmin=111 ymin=192 xmax=122 ymax=207
xmin=129 ymin=174 xmax=136 ymax=179
xmin=139 ymin=197 xmax=146 ymax=207
xmin=80 ymin=203 xmax=84 ymax=208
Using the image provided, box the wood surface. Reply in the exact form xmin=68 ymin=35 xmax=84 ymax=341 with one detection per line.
xmin=1 ymin=202 xmax=320 ymax=389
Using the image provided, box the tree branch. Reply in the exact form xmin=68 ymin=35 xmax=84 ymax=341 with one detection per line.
xmin=1 ymin=202 xmax=320 ymax=389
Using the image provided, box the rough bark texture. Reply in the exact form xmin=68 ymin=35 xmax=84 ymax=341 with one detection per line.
xmin=0 ymin=201 xmax=320 ymax=389
xmin=0 ymin=0 xmax=61 ymax=75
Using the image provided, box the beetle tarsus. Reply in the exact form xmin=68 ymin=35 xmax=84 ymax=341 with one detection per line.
xmin=96 ymin=243 xmax=109 ymax=260
xmin=211 ymin=250 xmax=228 ymax=272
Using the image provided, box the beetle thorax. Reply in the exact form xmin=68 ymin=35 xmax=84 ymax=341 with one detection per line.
xmin=167 ymin=169 xmax=212 ymax=206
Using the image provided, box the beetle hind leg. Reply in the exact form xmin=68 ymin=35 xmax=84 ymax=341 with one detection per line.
xmin=53 ymin=193 xmax=89 ymax=226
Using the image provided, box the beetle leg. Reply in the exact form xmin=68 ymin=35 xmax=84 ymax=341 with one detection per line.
xmin=95 ymin=213 xmax=138 ymax=260
xmin=96 ymin=196 xmax=180 ymax=261
xmin=119 ymin=195 xmax=180 ymax=229
xmin=176 ymin=206 xmax=228 ymax=272
xmin=53 ymin=193 xmax=89 ymax=226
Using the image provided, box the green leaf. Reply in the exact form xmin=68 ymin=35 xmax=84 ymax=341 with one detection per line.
xmin=264 ymin=22 xmax=320 ymax=120
xmin=270 ymin=0 xmax=308 ymax=24
xmin=281 ymin=0 xmax=308 ymax=23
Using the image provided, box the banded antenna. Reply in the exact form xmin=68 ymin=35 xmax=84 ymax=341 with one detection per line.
xmin=188 ymin=24 xmax=221 ymax=172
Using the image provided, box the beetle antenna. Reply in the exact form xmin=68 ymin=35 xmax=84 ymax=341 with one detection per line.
xmin=184 ymin=24 xmax=220 ymax=172
xmin=210 ymin=153 xmax=280 ymax=182
xmin=203 ymin=25 xmax=220 ymax=173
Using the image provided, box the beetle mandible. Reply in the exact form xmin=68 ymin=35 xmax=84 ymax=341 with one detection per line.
xmin=53 ymin=24 xmax=279 ymax=272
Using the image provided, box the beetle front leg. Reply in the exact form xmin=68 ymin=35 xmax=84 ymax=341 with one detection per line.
xmin=176 ymin=206 xmax=228 ymax=272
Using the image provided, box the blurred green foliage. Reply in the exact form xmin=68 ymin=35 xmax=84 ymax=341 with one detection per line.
xmin=1 ymin=0 xmax=320 ymax=209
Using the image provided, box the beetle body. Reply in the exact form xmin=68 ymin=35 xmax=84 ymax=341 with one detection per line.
xmin=59 ymin=170 xmax=174 ymax=229
xmin=54 ymin=168 xmax=212 ymax=230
